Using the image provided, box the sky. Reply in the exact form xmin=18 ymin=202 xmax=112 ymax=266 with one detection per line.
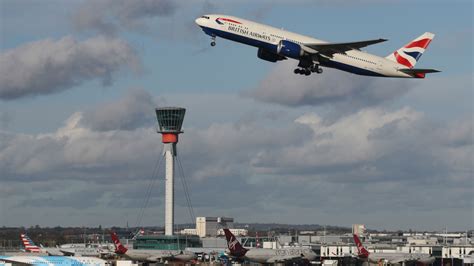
xmin=0 ymin=0 xmax=472 ymax=231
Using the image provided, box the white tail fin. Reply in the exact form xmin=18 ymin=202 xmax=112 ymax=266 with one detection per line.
xmin=386 ymin=32 xmax=435 ymax=68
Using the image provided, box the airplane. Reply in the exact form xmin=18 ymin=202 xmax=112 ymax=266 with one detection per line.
xmin=20 ymin=233 xmax=108 ymax=257
xmin=0 ymin=256 xmax=107 ymax=266
xmin=353 ymin=234 xmax=435 ymax=265
xmin=195 ymin=15 xmax=440 ymax=78
xmin=223 ymin=228 xmax=317 ymax=263
xmin=110 ymin=232 xmax=196 ymax=262
xmin=20 ymin=233 xmax=64 ymax=256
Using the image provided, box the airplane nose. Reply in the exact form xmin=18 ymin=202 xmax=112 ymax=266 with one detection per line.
xmin=195 ymin=17 xmax=203 ymax=26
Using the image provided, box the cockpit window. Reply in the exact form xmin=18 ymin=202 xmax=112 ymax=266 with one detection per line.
xmin=201 ymin=16 xmax=210 ymax=19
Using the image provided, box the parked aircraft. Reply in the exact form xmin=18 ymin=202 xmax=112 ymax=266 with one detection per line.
xmin=0 ymin=256 xmax=107 ymax=266
xmin=195 ymin=15 xmax=439 ymax=78
xmin=223 ymin=229 xmax=317 ymax=263
xmin=353 ymin=234 xmax=435 ymax=264
xmin=21 ymin=233 xmax=111 ymax=257
xmin=20 ymin=234 xmax=64 ymax=256
xmin=110 ymin=232 xmax=196 ymax=262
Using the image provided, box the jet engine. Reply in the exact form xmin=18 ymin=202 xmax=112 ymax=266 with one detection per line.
xmin=277 ymin=40 xmax=304 ymax=59
xmin=257 ymin=48 xmax=286 ymax=62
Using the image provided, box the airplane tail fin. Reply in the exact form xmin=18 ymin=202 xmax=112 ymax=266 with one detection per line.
xmin=386 ymin=32 xmax=435 ymax=68
xmin=353 ymin=234 xmax=370 ymax=259
xmin=20 ymin=233 xmax=41 ymax=253
xmin=223 ymin=229 xmax=248 ymax=257
xmin=110 ymin=232 xmax=128 ymax=254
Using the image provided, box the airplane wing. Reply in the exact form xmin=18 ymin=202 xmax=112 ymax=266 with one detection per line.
xmin=304 ymin=38 xmax=387 ymax=56
xmin=59 ymin=249 xmax=76 ymax=256
xmin=45 ymin=249 xmax=65 ymax=256
xmin=388 ymin=258 xmax=410 ymax=264
xmin=146 ymin=252 xmax=176 ymax=262
xmin=145 ymin=255 xmax=163 ymax=262
xmin=0 ymin=258 xmax=33 ymax=266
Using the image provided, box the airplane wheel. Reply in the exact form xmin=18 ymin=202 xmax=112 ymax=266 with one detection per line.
xmin=305 ymin=69 xmax=311 ymax=76
xmin=294 ymin=69 xmax=299 ymax=74
xmin=211 ymin=41 xmax=216 ymax=46
xmin=317 ymin=68 xmax=323 ymax=74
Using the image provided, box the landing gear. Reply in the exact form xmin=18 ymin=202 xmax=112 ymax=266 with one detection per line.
xmin=310 ymin=63 xmax=323 ymax=74
xmin=294 ymin=68 xmax=312 ymax=75
xmin=294 ymin=62 xmax=323 ymax=76
xmin=210 ymin=36 xmax=216 ymax=47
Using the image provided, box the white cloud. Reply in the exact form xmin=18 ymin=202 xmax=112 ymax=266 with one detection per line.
xmin=245 ymin=61 xmax=419 ymax=114
xmin=82 ymin=88 xmax=164 ymax=131
xmin=0 ymin=36 xmax=140 ymax=100
xmin=72 ymin=0 xmax=177 ymax=35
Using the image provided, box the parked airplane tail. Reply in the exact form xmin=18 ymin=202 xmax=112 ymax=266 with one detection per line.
xmin=223 ymin=229 xmax=248 ymax=257
xmin=386 ymin=32 xmax=435 ymax=68
xmin=353 ymin=234 xmax=370 ymax=259
xmin=110 ymin=232 xmax=128 ymax=254
xmin=20 ymin=234 xmax=41 ymax=253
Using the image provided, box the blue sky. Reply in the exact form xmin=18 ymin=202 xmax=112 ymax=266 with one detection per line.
xmin=0 ymin=0 xmax=472 ymax=230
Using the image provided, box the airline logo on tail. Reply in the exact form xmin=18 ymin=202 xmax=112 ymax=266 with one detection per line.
xmin=20 ymin=234 xmax=41 ymax=253
xmin=386 ymin=32 xmax=435 ymax=68
xmin=223 ymin=229 xmax=248 ymax=257
xmin=353 ymin=234 xmax=370 ymax=259
xmin=110 ymin=232 xmax=128 ymax=255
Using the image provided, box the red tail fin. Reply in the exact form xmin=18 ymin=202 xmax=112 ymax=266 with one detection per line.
xmin=20 ymin=233 xmax=41 ymax=253
xmin=223 ymin=229 xmax=248 ymax=257
xmin=110 ymin=232 xmax=128 ymax=254
xmin=353 ymin=234 xmax=369 ymax=259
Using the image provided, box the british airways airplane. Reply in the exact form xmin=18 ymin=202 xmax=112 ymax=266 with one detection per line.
xmin=195 ymin=15 xmax=440 ymax=78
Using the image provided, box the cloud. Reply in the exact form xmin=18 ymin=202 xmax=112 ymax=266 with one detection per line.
xmin=0 ymin=36 xmax=140 ymax=100
xmin=0 ymin=91 xmax=471 ymax=229
xmin=245 ymin=61 xmax=418 ymax=113
xmin=82 ymin=88 xmax=164 ymax=132
xmin=72 ymin=0 xmax=177 ymax=35
xmin=0 ymin=111 xmax=13 ymax=129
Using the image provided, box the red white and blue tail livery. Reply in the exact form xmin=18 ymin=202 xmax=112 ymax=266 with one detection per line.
xmin=196 ymin=15 xmax=440 ymax=78
xmin=386 ymin=32 xmax=434 ymax=69
xmin=20 ymin=234 xmax=41 ymax=253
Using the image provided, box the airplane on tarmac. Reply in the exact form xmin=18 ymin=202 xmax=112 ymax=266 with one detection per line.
xmin=20 ymin=233 xmax=64 ymax=256
xmin=20 ymin=233 xmax=109 ymax=257
xmin=0 ymin=256 xmax=107 ymax=266
xmin=223 ymin=229 xmax=317 ymax=263
xmin=195 ymin=15 xmax=440 ymax=78
xmin=110 ymin=232 xmax=196 ymax=263
xmin=353 ymin=234 xmax=435 ymax=265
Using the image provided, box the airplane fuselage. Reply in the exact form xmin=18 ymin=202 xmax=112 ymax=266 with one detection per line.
xmin=195 ymin=15 xmax=422 ymax=78
xmin=122 ymin=249 xmax=195 ymax=262
xmin=244 ymin=247 xmax=317 ymax=263
xmin=367 ymin=252 xmax=436 ymax=264
xmin=0 ymin=256 xmax=107 ymax=266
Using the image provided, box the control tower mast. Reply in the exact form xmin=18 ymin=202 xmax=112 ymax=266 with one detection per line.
xmin=155 ymin=107 xmax=186 ymax=236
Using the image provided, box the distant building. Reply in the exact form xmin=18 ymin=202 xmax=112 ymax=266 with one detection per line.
xmin=407 ymin=236 xmax=438 ymax=245
xmin=217 ymin=228 xmax=248 ymax=236
xmin=196 ymin=217 xmax=234 ymax=237
xmin=179 ymin=228 xmax=197 ymax=235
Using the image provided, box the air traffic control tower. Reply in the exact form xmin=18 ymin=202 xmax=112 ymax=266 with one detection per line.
xmin=155 ymin=107 xmax=186 ymax=236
